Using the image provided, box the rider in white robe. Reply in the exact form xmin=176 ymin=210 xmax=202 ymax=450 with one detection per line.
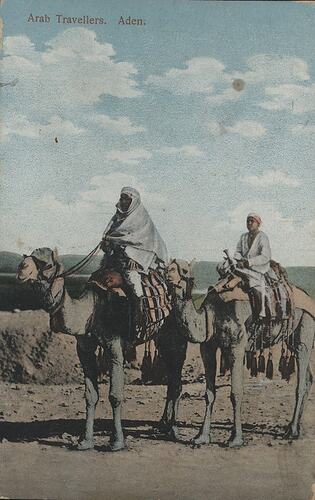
xmin=233 ymin=213 xmax=276 ymax=317
xmin=101 ymin=187 xmax=168 ymax=298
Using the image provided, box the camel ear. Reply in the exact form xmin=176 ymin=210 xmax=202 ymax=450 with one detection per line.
xmin=52 ymin=247 xmax=59 ymax=263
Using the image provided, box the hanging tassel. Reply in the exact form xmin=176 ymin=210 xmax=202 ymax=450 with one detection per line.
xmin=97 ymin=346 xmax=109 ymax=381
xmin=151 ymin=348 xmax=167 ymax=385
xmin=250 ymin=352 xmax=258 ymax=377
xmin=246 ymin=351 xmax=252 ymax=371
xmin=282 ymin=353 xmax=291 ymax=382
xmin=141 ymin=342 xmax=152 ymax=384
xmin=288 ymin=352 xmax=295 ymax=376
xmin=258 ymin=349 xmax=266 ymax=373
xmin=224 ymin=351 xmax=231 ymax=373
xmin=278 ymin=347 xmax=286 ymax=377
xmin=266 ymin=351 xmax=274 ymax=380
xmin=124 ymin=344 xmax=137 ymax=364
xmin=220 ymin=350 xmax=226 ymax=376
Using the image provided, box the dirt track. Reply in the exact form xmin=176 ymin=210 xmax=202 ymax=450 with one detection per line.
xmin=0 ymin=360 xmax=314 ymax=500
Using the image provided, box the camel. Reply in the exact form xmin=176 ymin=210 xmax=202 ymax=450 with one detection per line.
xmin=173 ymin=264 xmax=315 ymax=447
xmin=16 ymin=250 xmax=199 ymax=451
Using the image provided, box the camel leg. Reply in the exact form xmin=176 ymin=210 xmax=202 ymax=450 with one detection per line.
xmin=158 ymin=332 xmax=187 ymax=441
xmin=76 ymin=335 xmax=99 ymax=450
xmin=193 ymin=339 xmax=217 ymax=446
xmin=104 ymin=336 xmax=126 ymax=451
xmin=284 ymin=313 xmax=314 ymax=440
xmin=228 ymin=334 xmax=247 ymax=447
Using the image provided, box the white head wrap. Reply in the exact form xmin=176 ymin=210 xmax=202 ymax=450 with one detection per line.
xmin=247 ymin=212 xmax=262 ymax=225
xmin=103 ymin=187 xmax=168 ymax=271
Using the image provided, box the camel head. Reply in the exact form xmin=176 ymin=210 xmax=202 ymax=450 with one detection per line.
xmin=16 ymin=255 xmax=39 ymax=282
xmin=16 ymin=247 xmax=60 ymax=283
xmin=166 ymin=259 xmax=195 ymax=299
xmin=16 ymin=247 xmax=65 ymax=314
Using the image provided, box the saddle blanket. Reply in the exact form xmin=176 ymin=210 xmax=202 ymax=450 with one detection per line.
xmin=209 ymin=278 xmax=315 ymax=320
xmin=88 ymin=267 xmax=172 ymax=336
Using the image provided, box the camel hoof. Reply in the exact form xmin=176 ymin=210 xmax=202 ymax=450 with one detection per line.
xmin=228 ymin=437 xmax=243 ymax=448
xmin=192 ymin=434 xmax=210 ymax=446
xmin=166 ymin=426 xmax=180 ymax=442
xmin=109 ymin=438 xmax=126 ymax=452
xmin=283 ymin=425 xmax=299 ymax=440
xmin=77 ymin=439 xmax=94 ymax=451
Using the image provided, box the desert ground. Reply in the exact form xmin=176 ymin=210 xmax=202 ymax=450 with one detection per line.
xmin=0 ymin=310 xmax=314 ymax=500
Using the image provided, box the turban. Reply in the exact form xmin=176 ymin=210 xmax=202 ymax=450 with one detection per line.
xmin=247 ymin=212 xmax=262 ymax=225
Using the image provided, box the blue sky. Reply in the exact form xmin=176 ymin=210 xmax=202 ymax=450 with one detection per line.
xmin=1 ymin=0 xmax=314 ymax=265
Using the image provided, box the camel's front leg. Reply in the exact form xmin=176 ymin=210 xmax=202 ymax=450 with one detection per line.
xmin=284 ymin=313 xmax=314 ymax=440
xmin=76 ymin=335 xmax=99 ymax=450
xmin=193 ymin=338 xmax=217 ymax=446
xmin=105 ymin=336 xmax=126 ymax=451
xmin=228 ymin=334 xmax=247 ymax=447
xmin=158 ymin=332 xmax=187 ymax=441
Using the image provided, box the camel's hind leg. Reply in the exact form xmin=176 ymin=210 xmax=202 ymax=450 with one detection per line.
xmin=193 ymin=338 xmax=217 ymax=446
xmin=228 ymin=333 xmax=247 ymax=447
xmin=76 ymin=335 xmax=99 ymax=450
xmin=158 ymin=331 xmax=187 ymax=441
xmin=284 ymin=312 xmax=314 ymax=440
xmin=104 ymin=335 xmax=126 ymax=451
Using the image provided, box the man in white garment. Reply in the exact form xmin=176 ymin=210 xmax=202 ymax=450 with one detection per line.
xmin=233 ymin=212 xmax=275 ymax=317
xmin=234 ymin=213 xmax=271 ymax=273
xmin=101 ymin=186 xmax=168 ymax=299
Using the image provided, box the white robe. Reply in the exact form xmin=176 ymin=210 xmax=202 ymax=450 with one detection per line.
xmin=234 ymin=230 xmax=275 ymax=317
xmin=234 ymin=231 xmax=271 ymax=274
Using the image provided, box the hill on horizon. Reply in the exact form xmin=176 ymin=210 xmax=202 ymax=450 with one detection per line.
xmin=1 ymin=251 xmax=314 ymax=295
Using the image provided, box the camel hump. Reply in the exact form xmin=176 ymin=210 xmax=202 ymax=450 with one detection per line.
xmin=292 ymin=286 xmax=315 ymax=318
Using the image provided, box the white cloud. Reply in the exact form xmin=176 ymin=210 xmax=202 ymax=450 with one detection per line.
xmin=1 ymin=29 xmax=141 ymax=118
xmin=81 ymin=173 xmax=165 ymax=205
xmin=259 ymin=84 xmax=315 ymax=114
xmin=291 ymin=123 xmax=315 ymax=135
xmin=3 ymin=35 xmax=38 ymax=59
xmin=2 ymin=114 xmax=85 ymax=140
xmin=146 ymin=57 xmax=228 ymax=95
xmin=37 ymin=193 xmax=94 ymax=215
xmin=146 ymin=54 xmax=310 ymax=106
xmin=160 ymin=145 xmax=205 ymax=158
xmin=25 ymin=173 xmax=166 ymax=253
xmin=105 ymin=148 xmax=152 ymax=165
xmin=92 ymin=114 xmax=145 ymax=135
xmin=243 ymin=169 xmax=301 ymax=188
xmin=233 ymin=54 xmax=309 ymax=85
xmin=208 ymin=120 xmax=266 ymax=138
xmin=207 ymin=87 xmax=242 ymax=105
xmin=227 ymin=120 xmax=266 ymax=138
xmin=37 ymin=173 xmax=164 ymax=215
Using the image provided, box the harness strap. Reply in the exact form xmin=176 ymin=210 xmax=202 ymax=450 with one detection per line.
xmin=57 ymin=242 xmax=102 ymax=279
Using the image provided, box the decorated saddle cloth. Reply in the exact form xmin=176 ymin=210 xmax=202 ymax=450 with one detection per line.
xmin=217 ymin=274 xmax=293 ymax=322
xmin=210 ymin=273 xmax=315 ymax=320
xmin=88 ymin=267 xmax=172 ymax=342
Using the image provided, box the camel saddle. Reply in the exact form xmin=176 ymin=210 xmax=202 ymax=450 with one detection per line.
xmin=88 ymin=267 xmax=172 ymax=342
xmin=210 ymin=269 xmax=315 ymax=320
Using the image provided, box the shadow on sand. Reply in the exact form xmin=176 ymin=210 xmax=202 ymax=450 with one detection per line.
xmin=0 ymin=417 xmax=286 ymax=449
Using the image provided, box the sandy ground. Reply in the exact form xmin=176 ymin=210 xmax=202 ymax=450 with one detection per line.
xmin=0 ymin=310 xmax=314 ymax=499
xmin=0 ymin=359 xmax=314 ymax=500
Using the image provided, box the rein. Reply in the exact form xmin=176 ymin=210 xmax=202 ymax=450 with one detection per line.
xmin=30 ymin=242 xmax=102 ymax=315
xmin=56 ymin=242 xmax=102 ymax=279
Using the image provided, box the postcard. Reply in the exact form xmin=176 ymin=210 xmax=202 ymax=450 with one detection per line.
xmin=0 ymin=1 xmax=314 ymax=499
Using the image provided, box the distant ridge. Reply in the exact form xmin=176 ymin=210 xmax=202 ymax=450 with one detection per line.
xmin=0 ymin=251 xmax=314 ymax=296
xmin=0 ymin=251 xmax=102 ymax=275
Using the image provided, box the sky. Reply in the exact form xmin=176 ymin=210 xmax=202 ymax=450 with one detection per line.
xmin=0 ymin=0 xmax=314 ymax=265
